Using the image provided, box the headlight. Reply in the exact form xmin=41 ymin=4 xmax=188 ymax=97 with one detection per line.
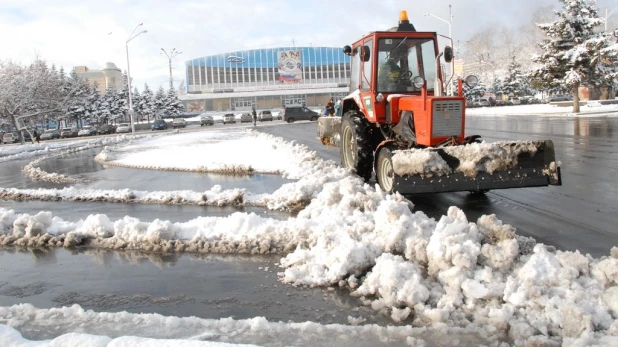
xmin=465 ymin=75 xmax=479 ymax=88
xmin=376 ymin=93 xmax=384 ymax=102
xmin=413 ymin=76 xmax=425 ymax=89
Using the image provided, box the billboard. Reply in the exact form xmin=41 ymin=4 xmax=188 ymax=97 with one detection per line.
xmin=277 ymin=50 xmax=302 ymax=83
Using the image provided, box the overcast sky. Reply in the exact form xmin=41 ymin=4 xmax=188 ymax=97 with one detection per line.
xmin=1 ymin=0 xmax=616 ymax=91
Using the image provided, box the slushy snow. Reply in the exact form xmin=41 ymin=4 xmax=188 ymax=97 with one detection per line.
xmin=0 ymin=128 xmax=616 ymax=346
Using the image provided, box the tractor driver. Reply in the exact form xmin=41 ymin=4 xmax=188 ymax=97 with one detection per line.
xmin=378 ymin=43 xmax=408 ymax=91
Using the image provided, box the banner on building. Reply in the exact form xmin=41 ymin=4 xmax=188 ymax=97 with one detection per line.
xmin=277 ymin=50 xmax=302 ymax=83
xmin=454 ymin=59 xmax=464 ymax=78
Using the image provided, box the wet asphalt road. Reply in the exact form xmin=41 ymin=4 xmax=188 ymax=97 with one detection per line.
xmin=257 ymin=116 xmax=618 ymax=258
xmin=0 ymin=114 xmax=616 ymax=340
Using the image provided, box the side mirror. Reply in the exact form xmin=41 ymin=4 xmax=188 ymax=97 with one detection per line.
xmin=361 ymin=45 xmax=370 ymax=62
xmin=343 ymin=45 xmax=352 ymax=56
xmin=444 ymin=46 xmax=453 ymax=63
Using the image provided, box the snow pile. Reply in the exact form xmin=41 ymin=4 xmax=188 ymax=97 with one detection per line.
xmin=392 ymin=141 xmax=543 ymax=177
xmin=0 ymin=185 xmax=245 ymax=207
xmin=0 ymin=303 xmax=499 ymax=346
xmin=392 ymin=148 xmax=451 ymax=177
xmin=94 ymin=130 xmax=316 ymax=179
xmin=23 ymin=135 xmax=152 ymax=184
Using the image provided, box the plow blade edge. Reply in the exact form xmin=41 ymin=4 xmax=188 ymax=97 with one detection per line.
xmin=392 ymin=140 xmax=562 ymax=195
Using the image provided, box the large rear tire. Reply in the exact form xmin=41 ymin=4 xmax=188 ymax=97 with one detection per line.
xmin=376 ymin=146 xmax=395 ymax=193
xmin=340 ymin=112 xmax=374 ymax=182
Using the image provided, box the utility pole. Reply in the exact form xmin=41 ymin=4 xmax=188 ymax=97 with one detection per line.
xmin=161 ymin=48 xmax=182 ymax=90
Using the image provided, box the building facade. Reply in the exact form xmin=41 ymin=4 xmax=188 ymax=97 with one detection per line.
xmin=181 ymin=47 xmax=351 ymax=112
xmin=74 ymin=62 xmax=124 ymax=94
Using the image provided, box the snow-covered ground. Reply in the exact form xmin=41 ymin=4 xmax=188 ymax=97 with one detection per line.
xmin=0 ymin=120 xmax=617 ymax=346
xmin=467 ymin=103 xmax=618 ymax=117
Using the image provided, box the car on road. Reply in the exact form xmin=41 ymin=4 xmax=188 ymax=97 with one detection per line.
xmin=240 ymin=113 xmax=252 ymax=123
xmin=172 ymin=118 xmax=186 ymax=128
xmin=200 ymin=115 xmax=214 ymax=126
xmin=223 ymin=113 xmax=236 ymax=124
xmin=280 ymin=106 xmax=320 ymax=123
xmin=151 ymin=119 xmax=168 ymax=131
xmin=60 ymin=127 xmax=78 ymax=138
xmin=258 ymin=110 xmax=273 ymax=122
xmin=78 ymin=126 xmax=97 ymax=137
xmin=40 ymin=129 xmax=60 ymax=141
xmin=510 ymin=97 xmax=521 ymax=105
xmin=116 ymin=123 xmax=131 ymax=133
xmin=2 ymin=132 xmax=17 ymax=144
xmin=97 ymin=124 xmax=116 ymax=135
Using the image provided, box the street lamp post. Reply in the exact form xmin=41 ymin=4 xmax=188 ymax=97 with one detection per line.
xmin=424 ymin=5 xmax=454 ymax=95
xmin=161 ymin=48 xmax=183 ymax=90
xmin=605 ymin=6 xmax=618 ymax=32
xmin=126 ymin=23 xmax=147 ymax=135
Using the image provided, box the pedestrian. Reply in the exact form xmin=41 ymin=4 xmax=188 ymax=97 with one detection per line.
xmin=33 ymin=129 xmax=40 ymax=143
xmin=334 ymin=100 xmax=342 ymax=117
xmin=326 ymin=98 xmax=335 ymax=116
xmin=252 ymin=108 xmax=257 ymax=126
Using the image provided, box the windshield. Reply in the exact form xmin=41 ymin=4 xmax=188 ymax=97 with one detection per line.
xmin=376 ymin=37 xmax=437 ymax=93
xmin=119 ymin=123 xmax=129 ymax=126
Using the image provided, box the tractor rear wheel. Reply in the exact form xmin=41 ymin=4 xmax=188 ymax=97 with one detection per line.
xmin=340 ymin=111 xmax=373 ymax=182
xmin=376 ymin=146 xmax=396 ymax=193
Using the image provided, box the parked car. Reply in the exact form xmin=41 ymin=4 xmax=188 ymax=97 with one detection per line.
xmin=510 ymin=97 xmax=521 ymax=105
xmin=240 ymin=113 xmax=252 ymax=123
xmin=547 ymin=94 xmax=573 ymax=102
xmin=172 ymin=118 xmax=186 ymax=128
xmin=223 ymin=113 xmax=236 ymax=124
xmin=280 ymin=106 xmax=320 ymax=123
xmin=60 ymin=127 xmax=78 ymax=138
xmin=2 ymin=132 xmax=17 ymax=143
xmin=40 ymin=129 xmax=60 ymax=140
xmin=200 ymin=115 xmax=214 ymax=126
xmin=116 ymin=123 xmax=131 ymax=133
xmin=152 ymin=119 xmax=168 ymax=131
xmin=478 ymin=98 xmax=490 ymax=107
xmin=78 ymin=126 xmax=97 ymax=137
xmin=97 ymin=124 xmax=116 ymax=135
xmin=258 ymin=110 xmax=273 ymax=122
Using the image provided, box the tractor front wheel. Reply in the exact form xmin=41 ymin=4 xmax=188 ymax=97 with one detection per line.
xmin=340 ymin=112 xmax=373 ymax=182
xmin=376 ymin=146 xmax=396 ymax=193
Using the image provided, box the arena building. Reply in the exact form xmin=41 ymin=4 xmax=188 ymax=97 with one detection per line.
xmin=180 ymin=47 xmax=351 ymax=112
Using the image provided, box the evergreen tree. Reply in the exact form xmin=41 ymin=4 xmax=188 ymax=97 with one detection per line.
xmin=132 ymin=87 xmax=143 ymax=122
xmin=531 ymin=0 xmax=618 ymax=112
xmin=502 ymin=56 xmax=526 ymax=97
xmin=85 ymin=83 xmax=102 ymax=124
xmin=65 ymin=69 xmax=91 ymax=127
xmin=164 ymin=87 xmax=184 ymax=117
xmin=100 ymin=86 xmax=119 ymax=123
xmin=463 ymin=80 xmax=487 ymax=100
xmin=491 ymin=77 xmax=503 ymax=97
xmin=139 ymin=83 xmax=156 ymax=122
xmin=154 ymin=86 xmax=166 ymax=116
xmin=115 ymin=72 xmax=129 ymax=122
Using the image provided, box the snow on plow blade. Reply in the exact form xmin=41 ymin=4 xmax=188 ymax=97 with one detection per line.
xmin=317 ymin=116 xmax=341 ymax=146
xmin=391 ymin=140 xmax=562 ymax=194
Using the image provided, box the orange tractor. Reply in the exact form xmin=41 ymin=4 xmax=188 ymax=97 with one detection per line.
xmin=317 ymin=11 xmax=562 ymax=194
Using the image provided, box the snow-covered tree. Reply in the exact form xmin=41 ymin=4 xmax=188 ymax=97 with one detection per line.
xmin=491 ymin=77 xmax=503 ymax=96
xmin=164 ymin=87 xmax=184 ymax=117
xmin=531 ymin=0 xmax=618 ymax=112
xmin=0 ymin=59 xmax=86 ymax=143
xmin=131 ymin=87 xmax=143 ymax=122
xmin=153 ymin=86 xmax=166 ymax=116
xmin=115 ymin=72 xmax=129 ymax=122
xmin=139 ymin=83 xmax=156 ymax=122
xmin=463 ymin=80 xmax=487 ymax=100
xmin=64 ymin=69 xmax=91 ymax=128
xmin=502 ymin=56 xmax=526 ymax=97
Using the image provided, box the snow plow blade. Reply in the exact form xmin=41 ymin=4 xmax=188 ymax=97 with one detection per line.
xmin=391 ymin=140 xmax=562 ymax=194
xmin=317 ymin=116 xmax=342 ymax=146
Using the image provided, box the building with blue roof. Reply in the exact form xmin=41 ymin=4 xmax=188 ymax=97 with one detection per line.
xmin=181 ymin=47 xmax=351 ymax=112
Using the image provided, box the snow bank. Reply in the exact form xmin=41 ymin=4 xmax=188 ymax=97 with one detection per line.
xmin=0 ymin=303 xmax=504 ymax=346
xmin=22 ymin=135 xmax=152 ymax=184
xmin=94 ymin=131 xmax=316 ymax=179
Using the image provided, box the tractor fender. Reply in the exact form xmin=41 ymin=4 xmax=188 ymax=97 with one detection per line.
xmin=374 ymin=140 xmax=399 ymax=173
